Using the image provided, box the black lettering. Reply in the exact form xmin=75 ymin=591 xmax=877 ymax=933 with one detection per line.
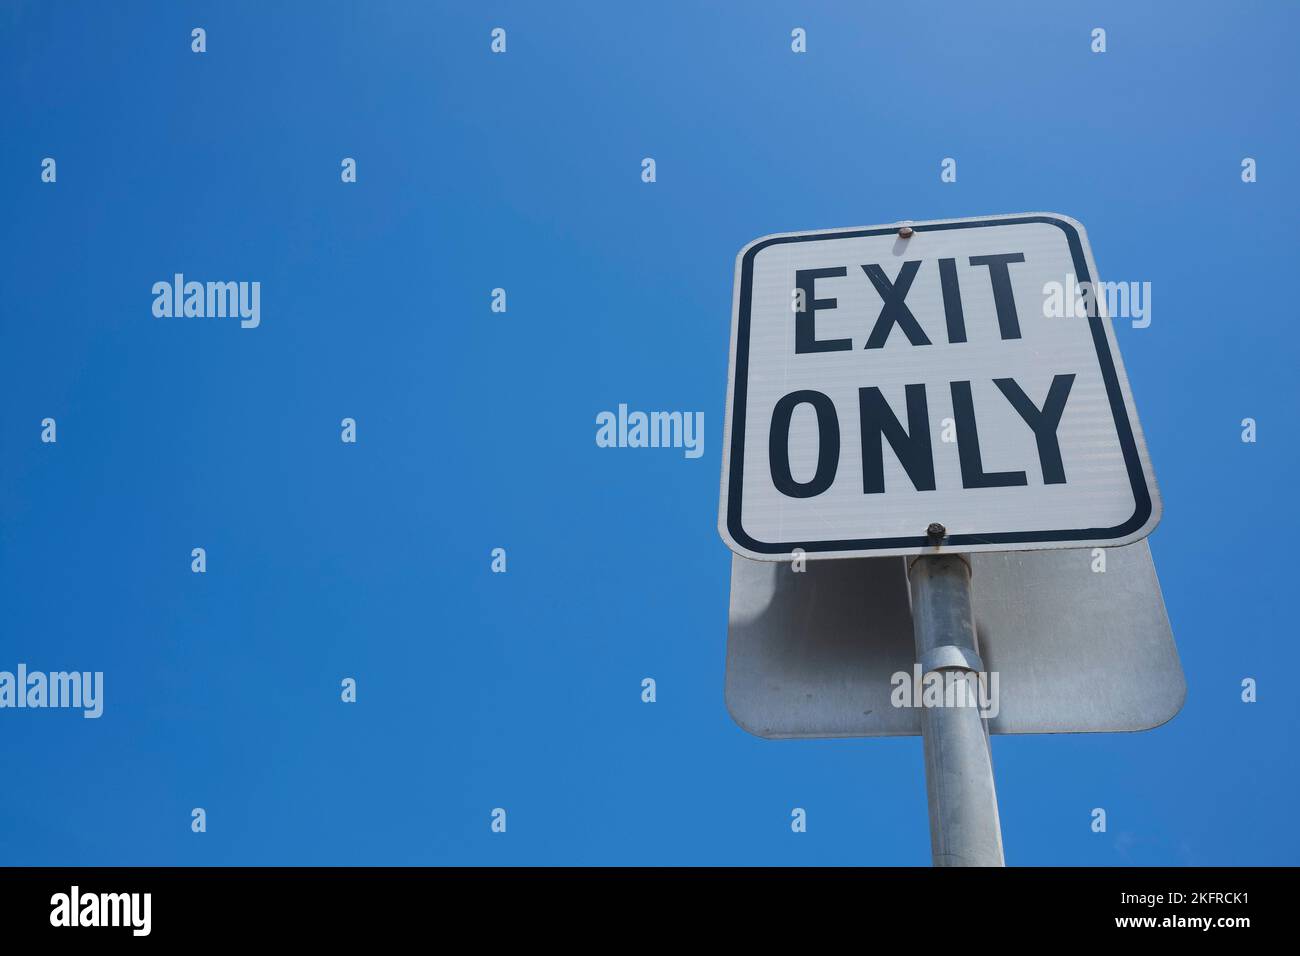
xmin=794 ymin=267 xmax=851 ymax=353
xmin=993 ymin=374 xmax=1075 ymax=484
xmin=968 ymin=252 xmax=1026 ymax=340
xmin=950 ymin=380 xmax=1027 ymax=489
xmin=938 ymin=257 xmax=967 ymax=344
xmin=858 ymin=385 xmax=935 ymax=493
xmin=770 ymin=390 xmax=840 ymax=498
xmin=862 ymin=261 xmax=932 ymax=349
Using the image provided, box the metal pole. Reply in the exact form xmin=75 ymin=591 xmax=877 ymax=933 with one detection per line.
xmin=907 ymin=551 xmax=1005 ymax=866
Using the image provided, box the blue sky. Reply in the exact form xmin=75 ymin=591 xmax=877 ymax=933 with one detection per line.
xmin=1 ymin=1 xmax=1296 ymax=865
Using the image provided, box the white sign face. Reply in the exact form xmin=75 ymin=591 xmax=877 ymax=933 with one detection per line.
xmin=718 ymin=213 xmax=1161 ymax=560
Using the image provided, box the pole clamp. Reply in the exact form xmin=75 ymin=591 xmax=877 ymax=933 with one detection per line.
xmin=919 ymin=645 xmax=984 ymax=675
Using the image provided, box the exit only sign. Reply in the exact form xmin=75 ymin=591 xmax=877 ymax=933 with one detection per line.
xmin=718 ymin=213 xmax=1160 ymax=560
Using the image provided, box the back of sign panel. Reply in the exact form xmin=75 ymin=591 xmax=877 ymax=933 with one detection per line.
xmin=724 ymin=539 xmax=1184 ymax=737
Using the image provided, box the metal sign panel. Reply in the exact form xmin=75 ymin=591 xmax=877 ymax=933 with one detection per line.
xmin=724 ymin=540 xmax=1184 ymax=737
xmin=718 ymin=213 xmax=1161 ymax=560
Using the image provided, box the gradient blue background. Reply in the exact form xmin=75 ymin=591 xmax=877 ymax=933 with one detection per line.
xmin=2 ymin=1 xmax=1296 ymax=865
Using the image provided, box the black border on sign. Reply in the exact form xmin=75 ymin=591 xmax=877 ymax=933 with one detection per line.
xmin=725 ymin=215 xmax=1154 ymax=555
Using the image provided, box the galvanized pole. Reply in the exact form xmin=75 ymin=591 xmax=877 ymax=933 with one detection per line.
xmin=907 ymin=543 xmax=1005 ymax=867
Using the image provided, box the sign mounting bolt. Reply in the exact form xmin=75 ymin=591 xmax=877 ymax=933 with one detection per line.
xmin=926 ymin=522 xmax=947 ymax=543
xmin=898 ymin=225 xmax=915 ymax=238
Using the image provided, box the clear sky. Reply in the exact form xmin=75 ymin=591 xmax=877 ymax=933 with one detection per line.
xmin=1 ymin=1 xmax=1296 ymax=865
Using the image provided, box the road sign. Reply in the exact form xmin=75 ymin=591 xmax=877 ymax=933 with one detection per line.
xmin=718 ymin=213 xmax=1161 ymax=560
xmin=724 ymin=539 xmax=1184 ymax=738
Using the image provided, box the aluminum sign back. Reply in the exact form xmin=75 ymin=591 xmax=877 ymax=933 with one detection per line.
xmin=724 ymin=540 xmax=1184 ymax=737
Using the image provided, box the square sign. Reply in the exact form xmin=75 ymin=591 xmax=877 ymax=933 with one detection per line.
xmin=718 ymin=213 xmax=1161 ymax=560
